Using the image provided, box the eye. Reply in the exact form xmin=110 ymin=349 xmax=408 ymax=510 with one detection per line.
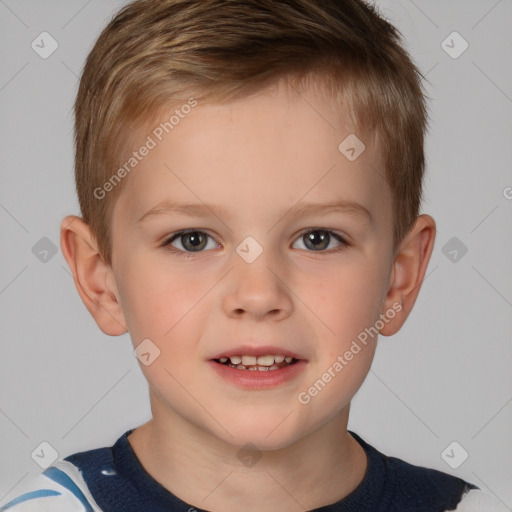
xmin=292 ymin=229 xmax=349 ymax=252
xmin=162 ymin=228 xmax=349 ymax=257
xmin=163 ymin=229 xmax=220 ymax=254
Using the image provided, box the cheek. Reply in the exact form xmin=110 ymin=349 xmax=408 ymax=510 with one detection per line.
xmin=302 ymin=258 xmax=386 ymax=346
xmin=296 ymin=264 xmax=382 ymax=417
xmin=116 ymin=257 xmax=210 ymax=393
xmin=116 ymin=254 xmax=207 ymax=344
xmin=315 ymin=259 xmax=389 ymax=401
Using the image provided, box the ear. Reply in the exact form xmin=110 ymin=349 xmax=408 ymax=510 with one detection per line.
xmin=379 ymin=214 xmax=436 ymax=336
xmin=60 ymin=215 xmax=128 ymax=336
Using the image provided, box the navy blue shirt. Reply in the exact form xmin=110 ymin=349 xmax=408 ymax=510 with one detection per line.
xmin=57 ymin=429 xmax=477 ymax=511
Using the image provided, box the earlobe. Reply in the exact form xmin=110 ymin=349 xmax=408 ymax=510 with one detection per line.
xmin=60 ymin=215 xmax=128 ymax=336
xmin=379 ymin=214 xmax=436 ymax=336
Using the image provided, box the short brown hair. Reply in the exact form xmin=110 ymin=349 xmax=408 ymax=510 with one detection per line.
xmin=74 ymin=0 xmax=428 ymax=265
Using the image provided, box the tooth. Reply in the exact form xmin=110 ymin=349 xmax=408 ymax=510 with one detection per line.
xmin=236 ymin=364 xmax=245 ymax=369
xmin=285 ymin=356 xmax=293 ymax=363
xmin=230 ymin=356 xmax=242 ymax=364
xmin=242 ymin=355 xmax=257 ymax=366
xmin=257 ymin=365 xmax=270 ymax=371
xmin=248 ymin=366 xmax=258 ymax=371
xmin=274 ymin=355 xmax=285 ymax=363
xmin=269 ymin=365 xmax=279 ymax=370
xmin=257 ymin=355 xmax=274 ymax=366
xmin=219 ymin=357 xmax=228 ymax=363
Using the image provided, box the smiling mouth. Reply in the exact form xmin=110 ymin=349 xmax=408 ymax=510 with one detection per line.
xmin=213 ymin=355 xmax=298 ymax=371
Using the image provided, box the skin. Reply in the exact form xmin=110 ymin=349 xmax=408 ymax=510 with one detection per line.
xmin=61 ymin=78 xmax=435 ymax=511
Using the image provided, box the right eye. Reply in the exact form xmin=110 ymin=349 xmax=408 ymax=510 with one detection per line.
xmin=162 ymin=229 xmax=220 ymax=255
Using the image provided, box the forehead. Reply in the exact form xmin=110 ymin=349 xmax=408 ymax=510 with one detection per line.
xmin=112 ymin=80 xmax=390 ymax=230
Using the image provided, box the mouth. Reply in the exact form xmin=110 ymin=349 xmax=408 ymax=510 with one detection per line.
xmin=208 ymin=347 xmax=307 ymax=389
xmin=213 ymin=354 xmax=299 ymax=371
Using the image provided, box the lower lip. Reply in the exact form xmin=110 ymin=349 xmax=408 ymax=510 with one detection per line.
xmin=208 ymin=360 xmax=307 ymax=389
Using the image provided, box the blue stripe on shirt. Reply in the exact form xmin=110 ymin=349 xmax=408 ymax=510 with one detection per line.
xmin=43 ymin=467 xmax=95 ymax=511
xmin=0 ymin=489 xmax=60 ymax=510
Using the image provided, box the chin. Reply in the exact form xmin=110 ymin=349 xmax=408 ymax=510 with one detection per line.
xmin=210 ymin=410 xmax=310 ymax=452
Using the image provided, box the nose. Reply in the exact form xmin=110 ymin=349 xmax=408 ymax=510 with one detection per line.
xmin=223 ymin=249 xmax=294 ymax=322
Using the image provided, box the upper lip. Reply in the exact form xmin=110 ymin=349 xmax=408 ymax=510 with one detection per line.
xmin=210 ymin=345 xmax=306 ymax=361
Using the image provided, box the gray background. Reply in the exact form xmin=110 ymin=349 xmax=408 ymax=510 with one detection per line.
xmin=1 ymin=0 xmax=511 ymax=507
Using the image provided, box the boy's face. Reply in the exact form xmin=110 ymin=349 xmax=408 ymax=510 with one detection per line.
xmin=107 ymin=80 xmax=398 ymax=448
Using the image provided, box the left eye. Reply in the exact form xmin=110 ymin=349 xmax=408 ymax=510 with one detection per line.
xmin=292 ymin=229 xmax=347 ymax=252
xmin=166 ymin=230 xmax=220 ymax=252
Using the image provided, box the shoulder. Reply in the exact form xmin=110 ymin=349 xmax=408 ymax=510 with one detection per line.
xmin=453 ymin=488 xmax=510 ymax=512
xmin=0 ymin=461 xmax=102 ymax=512
xmin=349 ymin=431 xmax=478 ymax=511
xmin=384 ymin=451 xmax=472 ymax=498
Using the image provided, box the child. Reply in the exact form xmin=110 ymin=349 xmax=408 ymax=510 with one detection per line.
xmin=1 ymin=0 xmax=507 ymax=510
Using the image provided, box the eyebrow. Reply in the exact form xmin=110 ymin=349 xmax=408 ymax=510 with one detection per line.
xmin=136 ymin=199 xmax=372 ymax=225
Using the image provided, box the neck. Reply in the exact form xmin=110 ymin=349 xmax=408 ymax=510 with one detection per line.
xmin=128 ymin=399 xmax=367 ymax=512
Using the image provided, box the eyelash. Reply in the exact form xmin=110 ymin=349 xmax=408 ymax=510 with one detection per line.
xmin=161 ymin=228 xmax=350 ymax=259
